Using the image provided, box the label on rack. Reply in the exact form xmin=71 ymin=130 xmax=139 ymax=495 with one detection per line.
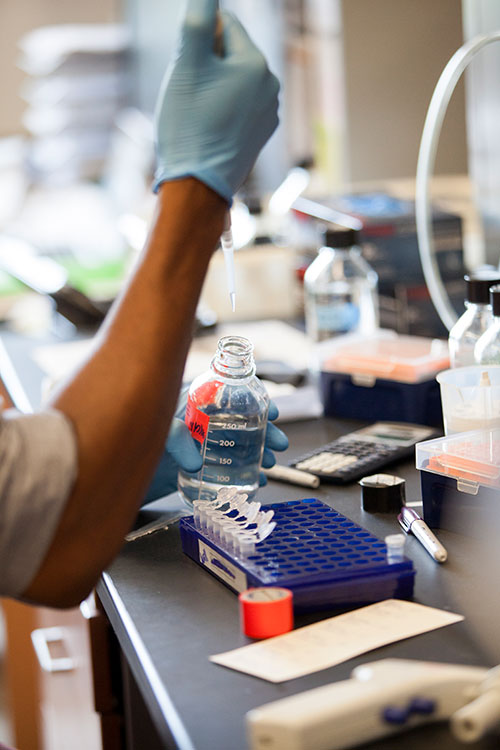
xmin=198 ymin=540 xmax=248 ymax=592
xmin=185 ymin=397 xmax=210 ymax=444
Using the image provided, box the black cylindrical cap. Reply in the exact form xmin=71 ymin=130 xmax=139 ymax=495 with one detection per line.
xmin=490 ymin=284 xmax=500 ymax=316
xmin=324 ymin=225 xmax=360 ymax=248
xmin=359 ymin=474 xmax=406 ymax=513
xmin=465 ymin=272 xmax=500 ymax=304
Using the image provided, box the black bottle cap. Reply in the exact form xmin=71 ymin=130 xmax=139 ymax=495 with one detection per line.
xmin=490 ymin=284 xmax=500 ymax=316
xmin=359 ymin=474 xmax=406 ymax=513
xmin=465 ymin=272 xmax=500 ymax=304
xmin=324 ymin=225 xmax=360 ymax=249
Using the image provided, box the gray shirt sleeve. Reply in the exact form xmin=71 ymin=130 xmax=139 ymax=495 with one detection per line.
xmin=0 ymin=408 xmax=78 ymax=598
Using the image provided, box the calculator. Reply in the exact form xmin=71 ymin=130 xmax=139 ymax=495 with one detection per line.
xmin=289 ymin=422 xmax=438 ymax=484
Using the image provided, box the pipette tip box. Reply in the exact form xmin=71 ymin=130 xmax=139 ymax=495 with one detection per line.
xmin=318 ymin=332 xmax=448 ymax=427
xmin=416 ymin=428 xmax=500 ymax=531
xmin=179 ymin=498 xmax=415 ymax=612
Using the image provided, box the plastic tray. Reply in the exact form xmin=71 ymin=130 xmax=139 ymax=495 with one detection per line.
xmin=416 ymin=428 xmax=500 ymax=529
xmin=179 ymin=498 xmax=415 ymax=612
xmin=416 ymin=428 xmax=500 ymax=490
xmin=320 ymin=331 xmax=449 ymax=384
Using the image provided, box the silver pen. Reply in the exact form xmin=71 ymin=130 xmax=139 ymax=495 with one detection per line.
xmin=398 ymin=506 xmax=448 ymax=563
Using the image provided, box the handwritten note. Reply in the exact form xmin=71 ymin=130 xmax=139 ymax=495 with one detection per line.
xmin=210 ymin=599 xmax=464 ymax=683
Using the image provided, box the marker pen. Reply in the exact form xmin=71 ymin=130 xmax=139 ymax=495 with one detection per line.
xmin=398 ymin=506 xmax=448 ymax=563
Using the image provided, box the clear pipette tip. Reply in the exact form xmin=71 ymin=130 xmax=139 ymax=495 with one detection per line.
xmin=221 ymin=213 xmax=236 ymax=312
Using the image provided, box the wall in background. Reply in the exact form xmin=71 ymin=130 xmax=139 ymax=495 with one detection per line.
xmin=343 ymin=0 xmax=467 ymax=181
xmin=0 ymin=0 xmax=467 ymax=185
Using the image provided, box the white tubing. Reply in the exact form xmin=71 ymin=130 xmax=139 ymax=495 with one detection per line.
xmin=415 ymin=31 xmax=500 ymax=332
xmin=451 ymin=689 xmax=500 ymax=743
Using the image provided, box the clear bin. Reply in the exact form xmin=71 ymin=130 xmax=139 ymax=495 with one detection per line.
xmin=416 ymin=428 xmax=500 ymax=530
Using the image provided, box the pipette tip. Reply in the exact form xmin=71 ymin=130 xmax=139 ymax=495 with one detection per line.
xmin=230 ymin=292 xmax=236 ymax=312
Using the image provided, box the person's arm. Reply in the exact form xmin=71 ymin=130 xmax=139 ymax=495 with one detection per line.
xmin=17 ymin=0 xmax=279 ymax=608
xmin=23 ymin=180 xmax=225 ymax=607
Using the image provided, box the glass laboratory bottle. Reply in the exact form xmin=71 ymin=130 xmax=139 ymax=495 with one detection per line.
xmin=178 ymin=335 xmax=270 ymax=506
xmin=474 ymin=284 xmax=500 ymax=364
xmin=448 ymin=271 xmax=500 ymax=367
xmin=303 ymin=227 xmax=379 ymax=342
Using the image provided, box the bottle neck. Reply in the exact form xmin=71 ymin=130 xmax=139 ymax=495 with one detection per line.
xmin=465 ymin=300 xmax=490 ymax=311
xmin=211 ymin=335 xmax=256 ymax=379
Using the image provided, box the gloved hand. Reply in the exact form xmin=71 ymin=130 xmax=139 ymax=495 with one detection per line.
xmin=142 ymin=398 xmax=288 ymax=505
xmin=153 ymin=0 xmax=280 ymax=203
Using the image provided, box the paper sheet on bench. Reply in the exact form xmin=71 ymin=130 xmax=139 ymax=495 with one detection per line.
xmin=210 ymin=599 xmax=464 ymax=683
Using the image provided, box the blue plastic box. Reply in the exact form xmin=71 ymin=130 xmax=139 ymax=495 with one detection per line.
xmin=179 ymin=498 xmax=415 ymax=613
xmin=320 ymin=371 xmax=443 ymax=427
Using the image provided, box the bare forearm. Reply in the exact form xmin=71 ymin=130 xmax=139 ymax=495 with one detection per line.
xmin=24 ymin=179 xmax=225 ymax=607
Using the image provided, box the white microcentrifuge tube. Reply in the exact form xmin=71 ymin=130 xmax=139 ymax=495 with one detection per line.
xmin=236 ymin=531 xmax=256 ymax=558
xmin=385 ymin=533 xmax=406 ymax=563
xmin=256 ymin=522 xmax=276 ymax=543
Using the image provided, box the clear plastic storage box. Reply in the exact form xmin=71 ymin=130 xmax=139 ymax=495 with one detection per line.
xmin=416 ymin=428 xmax=500 ymax=530
xmin=318 ymin=331 xmax=449 ymax=426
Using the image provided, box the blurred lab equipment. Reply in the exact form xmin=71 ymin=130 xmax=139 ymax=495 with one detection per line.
xmin=246 ymin=658 xmax=500 ymax=750
xmin=294 ymin=192 xmax=464 ymax=338
xmin=436 ymin=365 xmax=500 ymax=434
xmin=474 ymin=285 xmax=500 ymax=364
xmin=415 ymin=29 xmax=500 ymax=331
xmin=303 ymin=226 xmax=378 ymax=342
xmin=18 ymin=24 xmax=130 ymax=185
xmin=178 ymin=335 xmax=270 ymax=506
xmin=0 ymin=234 xmax=108 ymax=329
xmin=449 ymin=271 xmax=500 ymax=366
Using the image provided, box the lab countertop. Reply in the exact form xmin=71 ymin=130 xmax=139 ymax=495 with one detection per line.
xmin=98 ymin=416 xmax=499 ymax=750
xmin=1 ymin=328 xmax=498 ymax=750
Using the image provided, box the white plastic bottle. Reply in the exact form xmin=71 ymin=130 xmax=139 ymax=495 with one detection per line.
xmin=474 ymin=284 xmax=500 ymax=364
xmin=448 ymin=272 xmax=500 ymax=367
xmin=303 ymin=227 xmax=378 ymax=342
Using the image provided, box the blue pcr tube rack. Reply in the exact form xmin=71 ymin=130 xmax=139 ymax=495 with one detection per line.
xmin=179 ymin=498 xmax=415 ymax=612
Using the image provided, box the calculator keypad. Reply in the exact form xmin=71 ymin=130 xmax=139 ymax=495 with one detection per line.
xmin=291 ymin=439 xmax=403 ymax=483
xmin=296 ymin=452 xmax=358 ymax=473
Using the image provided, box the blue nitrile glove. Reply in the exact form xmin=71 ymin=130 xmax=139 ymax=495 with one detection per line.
xmin=153 ymin=0 xmax=280 ymax=203
xmin=142 ymin=397 xmax=288 ymax=505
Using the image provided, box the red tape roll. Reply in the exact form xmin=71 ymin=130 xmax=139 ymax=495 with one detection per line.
xmin=239 ymin=587 xmax=294 ymax=639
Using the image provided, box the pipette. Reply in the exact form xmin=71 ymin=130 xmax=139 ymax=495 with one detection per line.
xmin=214 ymin=6 xmax=237 ymax=312
xmin=221 ymin=213 xmax=236 ymax=312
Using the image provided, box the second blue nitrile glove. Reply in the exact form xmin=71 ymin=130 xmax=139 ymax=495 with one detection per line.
xmin=153 ymin=0 xmax=280 ymax=204
xmin=142 ymin=398 xmax=288 ymax=505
